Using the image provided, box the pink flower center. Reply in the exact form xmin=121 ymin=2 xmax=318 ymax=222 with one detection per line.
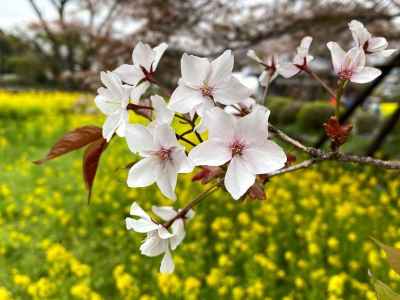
xmin=338 ymin=69 xmax=352 ymax=80
xmin=230 ymin=141 xmax=245 ymax=156
xmin=201 ymin=85 xmax=213 ymax=97
xmin=157 ymin=148 xmax=172 ymax=161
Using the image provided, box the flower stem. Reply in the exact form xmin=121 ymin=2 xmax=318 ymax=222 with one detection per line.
xmin=306 ymin=69 xmax=336 ymax=99
xmin=164 ymin=182 xmax=220 ymax=228
xmin=335 ymin=80 xmax=348 ymax=120
xmin=262 ymin=78 xmax=270 ymax=106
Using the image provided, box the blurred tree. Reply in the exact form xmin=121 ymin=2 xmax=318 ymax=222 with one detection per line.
xmin=23 ymin=0 xmax=400 ymax=89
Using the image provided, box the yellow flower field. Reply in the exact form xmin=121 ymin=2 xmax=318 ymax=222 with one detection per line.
xmin=0 ymin=90 xmax=399 ymax=299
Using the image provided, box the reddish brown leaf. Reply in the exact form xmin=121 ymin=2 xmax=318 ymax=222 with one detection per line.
xmin=285 ymin=153 xmax=297 ymax=167
xmin=192 ymin=166 xmax=223 ymax=184
xmin=34 ymin=126 xmax=103 ymax=164
xmin=247 ymin=181 xmax=266 ymax=200
xmin=323 ymin=116 xmax=352 ymax=148
xmin=83 ymin=138 xmax=108 ymax=202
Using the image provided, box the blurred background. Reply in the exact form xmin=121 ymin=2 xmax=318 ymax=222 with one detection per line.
xmin=1 ymin=1 xmax=400 ymax=299
xmin=1 ymin=0 xmax=400 ymax=155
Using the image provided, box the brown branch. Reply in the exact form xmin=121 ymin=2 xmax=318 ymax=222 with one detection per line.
xmin=164 ymin=182 xmax=220 ymax=228
xmin=267 ymin=159 xmax=319 ymax=178
xmin=269 ymin=124 xmax=400 ymax=170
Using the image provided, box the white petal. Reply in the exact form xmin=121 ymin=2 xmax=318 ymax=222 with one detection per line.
xmin=113 ymin=64 xmax=144 ymax=86
xmin=343 ymin=47 xmax=365 ymax=73
xmin=160 ymin=249 xmax=175 ymax=273
xmin=140 ymin=233 xmax=168 ymax=257
xmin=184 ymin=209 xmax=195 ymax=220
xmin=170 ymin=219 xmax=185 ymax=250
xmin=189 ymin=140 xmax=231 ymax=166
xmin=95 ymin=92 xmax=120 ymax=115
xmin=367 ymin=37 xmax=388 ymax=53
xmin=151 ymin=95 xmax=174 ymax=125
xmin=203 ymin=108 xmax=235 ymax=141
xmin=102 ymin=112 xmax=121 ymax=142
xmin=351 ymin=67 xmax=381 ymax=83
xmin=247 ymin=49 xmax=263 ymax=64
xmin=125 ymin=217 xmax=159 ymax=233
xmin=236 ymin=108 xmax=269 ymax=144
xmin=224 ymin=156 xmax=255 ymax=200
xmin=348 ymin=20 xmax=370 ymax=47
xmin=241 ymin=141 xmax=286 ymax=174
xmin=157 ymin=225 xmax=174 ymax=239
xmin=168 ymin=85 xmax=204 ymax=114
xmin=156 ymin=161 xmax=177 ymax=200
xmin=154 ymin=124 xmax=179 ymax=149
xmin=170 ymin=149 xmax=194 ymax=173
xmin=125 ymin=124 xmax=155 ymax=154
xmin=213 ymin=76 xmax=252 ymax=105
xmin=278 ymin=63 xmax=300 ymax=78
xmin=299 ymin=36 xmax=312 ymax=52
xmin=127 ymin=157 xmax=161 ymax=187
xmin=208 ymin=50 xmax=234 ymax=86
xmin=152 ymin=42 xmax=168 ymax=70
xmin=259 ymin=71 xmax=272 ymax=87
xmin=378 ymin=49 xmax=397 ymax=58
xmin=326 ymin=42 xmax=346 ymax=74
xmin=130 ymin=81 xmax=150 ymax=103
xmin=152 ymin=206 xmax=177 ymax=221
xmin=132 ymin=41 xmax=154 ymax=71
xmin=100 ymin=71 xmax=124 ymax=99
xmin=130 ymin=202 xmax=151 ymax=219
xmin=115 ymin=110 xmax=128 ymax=137
xmin=181 ymin=53 xmax=210 ymax=87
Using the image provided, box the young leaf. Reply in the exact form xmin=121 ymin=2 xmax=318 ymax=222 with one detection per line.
xmin=323 ymin=116 xmax=352 ymax=148
xmin=83 ymin=138 xmax=108 ymax=202
xmin=34 ymin=126 xmax=103 ymax=164
xmin=371 ymin=237 xmax=400 ymax=275
xmin=369 ymin=271 xmax=400 ymax=300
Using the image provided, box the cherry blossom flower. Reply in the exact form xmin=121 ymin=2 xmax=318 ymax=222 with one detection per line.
xmin=168 ymin=50 xmax=252 ymax=117
xmin=114 ymin=42 xmax=168 ymax=85
xmin=224 ymin=97 xmax=266 ymax=117
xmin=125 ymin=123 xmax=193 ymax=200
xmin=247 ymin=50 xmax=279 ymax=86
xmin=95 ymin=71 xmax=131 ymax=142
xmin=125 ymin=202 xmax=194 ymax=273
xmin=349 ymin=20 xmax=396 ymax=58
xmin=278 ymin=36 xmax=313 ymax=78
xmin=327 ymin=42 xmax=382 ymax=83
xmin=189 ymin=108 xmax=286 ymax=200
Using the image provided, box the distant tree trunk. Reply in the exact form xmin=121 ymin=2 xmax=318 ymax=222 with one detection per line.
xmin=366 ymin=104 xmax=400 ymax=157
xmin=314 ymin=52 xmax=400 ymax=148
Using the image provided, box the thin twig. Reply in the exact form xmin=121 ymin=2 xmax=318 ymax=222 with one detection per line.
xmin=176 ymin=134 xmax=196 ymax=147
xmin=269 ymin=124 xmax=400 ymax=170
xmin=164 ymin=182 xmax=220 ymax=228
xmin=306 ymin=69 xmax=336 ymax=99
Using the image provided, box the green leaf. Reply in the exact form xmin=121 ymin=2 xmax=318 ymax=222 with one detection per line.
xmin=370 ymin=271 xmax=400 ymax=300
xmin=371 ymin=237 xmax=400 ymax=275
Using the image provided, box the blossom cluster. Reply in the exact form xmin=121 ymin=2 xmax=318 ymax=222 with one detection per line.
xmin=93 ymin=20 xmax=395 ymax=273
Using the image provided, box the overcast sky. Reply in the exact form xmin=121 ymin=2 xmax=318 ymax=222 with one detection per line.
xmin=0 ymin=0 xmax=55 ymax=31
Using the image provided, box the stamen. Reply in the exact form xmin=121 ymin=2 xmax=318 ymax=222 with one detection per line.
xmin=338 ymin=69 xmax=352 ymax=80
xmin=201 ymin=85 xmax=213 ymax=97
xmin=157 ymin=148 xmax=172 ymax=161
xmin=231 ymin=141 xmax=245 ymax=156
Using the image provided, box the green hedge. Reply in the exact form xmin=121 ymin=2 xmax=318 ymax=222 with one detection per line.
xmin=355 ymin=111 xmax=380 ymax=135
xmin=298 ymin=101 xmax=335 ymax=132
